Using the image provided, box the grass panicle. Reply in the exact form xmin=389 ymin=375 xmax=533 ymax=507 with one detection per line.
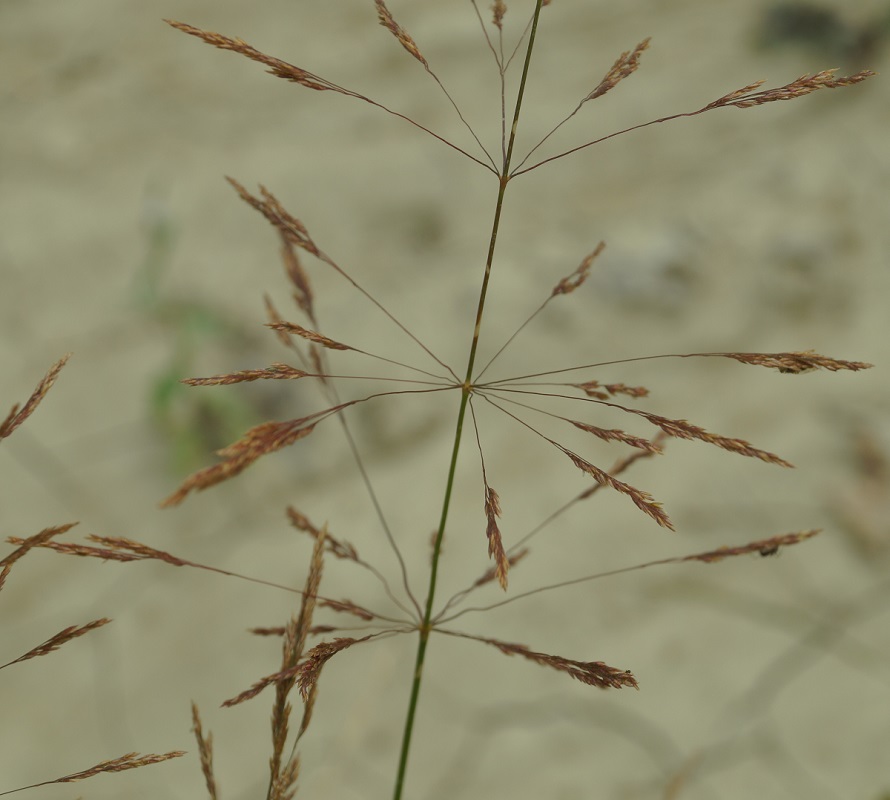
xmin=155 ymin=4 xmax=874 ymax=796
xmin=14 ymin=2 xmax=875 ymax=798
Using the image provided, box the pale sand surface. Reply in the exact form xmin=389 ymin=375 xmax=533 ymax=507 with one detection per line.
xmin=2 ymin=2 xmax=889 ymax=798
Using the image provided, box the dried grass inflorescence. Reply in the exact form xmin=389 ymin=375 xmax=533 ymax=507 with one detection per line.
xmin=19 ymin=3 xmax=872 ymax=798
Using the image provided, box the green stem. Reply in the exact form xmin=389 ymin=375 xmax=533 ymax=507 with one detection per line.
xmin=391 ymin=4 xmax=545 ymax=798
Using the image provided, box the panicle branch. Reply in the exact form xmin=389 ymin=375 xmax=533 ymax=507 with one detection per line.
xmin=513 ymin=66 xmax=874 ymax=176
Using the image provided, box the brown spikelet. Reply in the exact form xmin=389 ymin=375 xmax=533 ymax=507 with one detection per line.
xmin=267 ymin=321 xmax=352 ymax=351
xmin=4 ymin=534 xmax=188 ymax=567
xmin=572 ymin=380 xmax=649 ymax=400
xmin=1 ymin=354 xmax=70 ymax=441
xmin=165 ymin=20 xmax=343 ymax=94
xmin=472 ymin=547 xmax=530 ymax=591
xmin=2 ymin=619 xmax=110 ymax=670
xmin=222 ymin=664 xmax=303 ymax=707
xmin=585 ymin=38 xmax=650 ymax=102
xmin=30 ymin=751 xmax=186 ymax=787
xmin=683 ymin=529 xmax=820 ymax=564
xmin=1 ymin=523 xmax=78 ymax=589
xmin=633 ymin=410 xmax=793 ymax=467
xmin=478 ymin=635 xmax=638 ymax=689
xmin=263 ymin=294 xmax=294 ymax=348
xmin=280 ymin=237 xmax=315 ymax=319
xmin=552 ymin=241 xmax=605 ymax=297
xmin=286 ymin=506 xmax=360 ymax=562
xmin=250 ymin=626 xmax=287 ymax=637
xmin=484 ymin=485 xmax=509 ymax=590
xmin=703 ymin=69 xmax=874 ymax=111
xmin=714 ymin=350 xmax=873 ymax=374
xmin=182 ymin=364 xmax=308 ymax=386
xmin=268 ymin=526 xmax=326 ymax=785
xmin=297 ymin=636 xmax=370 ymax=700
xmin=492 ymin=0 xmax=507 ymax=28
xmin=319 ymin=598 xmax=376 ymax=621
xmin=374 ymin=0 xmax=429 ymax=68
xmin=562 ymin=448 xmax=674 ymax=529
xmin=161 ymin=419 xmax=317 ymax=507
xmin=570 ymin=420 xmax=664 ymax=454
xmin=191 ymin=703 xmax=218 ymax=800
xmin=227 ymin=178 xmax=320 ymax=257
xmin=270 ymin=757 xmax=300 ymax=800
xmin=577 ymin=433 xmax=667 ymax=501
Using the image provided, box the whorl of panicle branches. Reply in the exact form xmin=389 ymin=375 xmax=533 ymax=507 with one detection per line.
xmin=22 ymin=3 xmax=872 ymax=799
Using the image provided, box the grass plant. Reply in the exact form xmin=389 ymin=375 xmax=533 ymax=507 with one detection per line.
xmin=3 ymin=2 xmax=877 ymax=798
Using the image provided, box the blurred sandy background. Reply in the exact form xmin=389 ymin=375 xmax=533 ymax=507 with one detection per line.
xmin=2 ymin=1 xmax=889 ymax=798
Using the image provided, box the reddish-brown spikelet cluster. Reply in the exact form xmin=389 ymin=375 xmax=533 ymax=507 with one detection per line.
xmin=572 ymin=380 xmax=649 ymax=400
xmin=161 ymin=419 xmax=317 ymax=507
xmin=266 ymin=322 xmax=352 ymax=352
xmin=551 ymin=241 xmax=605 ymax=297
xmin=319 ymin=597 xmax=376 ymax=621
xmin=633 ymin=410 xmax=793 ymax=467
xmin=280 ymin=240 xmax=315 ymax=319
xmin=479 ymin=635 xmax=638 ymax=690
xmin=227 ymin=178 xmax=320 ymax=257
xmin=182 ymin=364 xmax=308 ymax=386
xmin=0 ymin=354 xmax=70 ymax=442
xmin=190 ymin=703 xmax=218 ymax=800
xmin=297 ymin=636 xmax=374 ymax=701
xmin=2 ymin=619 xmax=111 ymax=670
xmin=471 ymin=547 xmax=530 ymax=591
xmin=703 ymin=69 xmax=875 ymax=111
xmin=570 ymin=420 xmax=664 ymax=454
xmin=374 ymin=0 xmax=430 ymax=69
xmin=585 ymin=38 xmax=650 ymax=102
xmin=715 ymin=350 xmax=873 ymax=374
xmin=484 ymin=486 xmax=509 ymax=590
xmin=164 ymin=20 xmax=341 ymax=93
xmin=562 ymin=448 xmax=674 ymax=529
xmin=286 ymin=506 xmax=361 ymax=562
xmin=4 ymin=534 xmax=187 ymax=567
xmin=683 ymin=529 xmax=821 ymax=563
xmin=1 ymin=523 xmax=77 ymax=592
xmin=10 ymin=751 xmax=187 ymax=790
xmin=492 ymin=0 xmax=507 ymax=29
